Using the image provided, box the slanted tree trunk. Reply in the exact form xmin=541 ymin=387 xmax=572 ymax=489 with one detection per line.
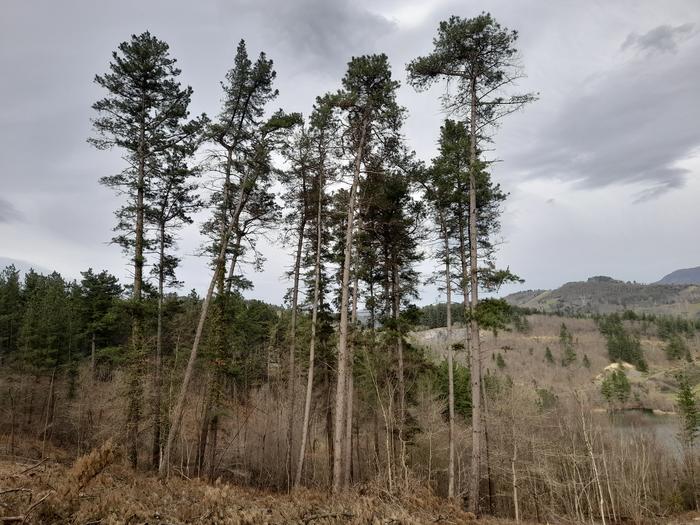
xmin=159 ymin=171 xmax=250 ymax=477
xmin=332 ymin=117 xmax=367 ymax=493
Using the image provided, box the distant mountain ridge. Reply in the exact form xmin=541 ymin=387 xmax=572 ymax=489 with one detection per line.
xmin=504 ymin=274 xmax=700 ymax=316
xmin=656 ymin=266 xmax=700 ymax=285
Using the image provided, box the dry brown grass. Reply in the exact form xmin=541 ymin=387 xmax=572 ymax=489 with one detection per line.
xmin=0 ymin=444 xmax=482 ymax=524
xmin=413 ymin=314 xmax=699 ymax=412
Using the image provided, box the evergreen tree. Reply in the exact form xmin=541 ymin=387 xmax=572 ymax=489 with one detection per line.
xmin=161 ymin=41 xmax=299 ymax=477
xmin=676 ymin=373 xmax=699 ymax=448
xmin=544 ymin=346 xmax=554 ymax=364
xmin=582 ymin=354 xmax=591 ymax=368
xmin=91 ymin=31 xmax=203 ymax=468
xmin=19 ymin=272 xmax=73 ymax=372
xmin=434 ymin=360 xmax=471 ymax=419
xmin=409 ymin=15 xmax=535 ymax=514
xmin=78 ymin=269 xmax=123 ymax=380
xmin=598 ymin=314 xmax=647 ymax=371
xmin=601 ymin=369 xmax=631 ymax=407
xmin=495 ymin=353 xmax=506 ymax=369
xmin=559 ymin=323 xmax=576 ymax=366
xmin=0 ymin=265 xmax=23 ymax=356
xmin=326 ymin=54 xmax=406 ymax=492
xmin=420 ymin=118 xmax=513 ymax=499
xmin=665 ymin=334 xmax=691 ymax=361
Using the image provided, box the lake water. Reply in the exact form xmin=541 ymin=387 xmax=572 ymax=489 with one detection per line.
xmin=596 ymin=410 xmax=683 ymax=457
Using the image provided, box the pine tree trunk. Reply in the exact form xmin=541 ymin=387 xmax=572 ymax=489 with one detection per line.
xmin=392 ymin=262 xmax=406 ymax=434
xmin=467 ymin=77 xmax=483 ymax=517
xmin=295 ymin=168 xmax=324 ymax=488
xmin=41 ymin=368 xmax=56 ymax=458
xmin=440 ymin=214 xmax=456 ymax=501
xmin=332 ymin=117 xmax=367 ymax=493
xmin=152 ymin=224 xmax=166 ymax=469
xmin=287 ymin=207 xmax=306 ymax=488
xmin=343 ymin=247 xmax=360 ymax=487
xmin=344 ymin=365 xmax=354 ymax=486
xmin=127 ymin=116 xmax=146 ymax=470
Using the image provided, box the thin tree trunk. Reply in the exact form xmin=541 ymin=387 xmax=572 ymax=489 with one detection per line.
xmin=287 ymin=201 xmax=307 ymax=489
xmin=196 ymin=382 xmax=213 ymax=475
xmin=127 ymin=114 xmax=146 ymax=469
xmin=152 ymin=223 xmax=166 ymax=469
xmin=467 ymin=77 xmax=483 ymax=517
xmin=440 ymin=213 xmax=456 ymax=500
xmin=326 ymin=374 xmax=334 ymax=483
xmin=208 ymin=413 xmax=219 ymax=480
xmin=332 ymin=117 xmax=367 ymax=493
xmin=344 ymin=235 xmax=360 ymax=487
xmin=295 ymin=169 xmax=324 ymax=487
xmin=225 ymin=231 xmax=244 ymax=296
xmin=41 ymin=368 xmax=56 ymax=458
xmin=9 ymin=387 xmax=16 ymax=456
xmin=392 ymin=260 xmax=406 ymax=486
xmin=160 ymin=204 xmax=239 ymax=476
xmin=344 ymin=373 xmax=354 ymax=485
xmin=161 ymin=148 xmax=255 ymax=476
xmin=90 ymin=332 xmax=96 ymax=383
xmin=512 ymin=441 xmax=519 ymax=523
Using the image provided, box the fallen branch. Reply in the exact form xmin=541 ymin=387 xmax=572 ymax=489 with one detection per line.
xmin=21 ymin=490 xmax=52 ymax=524
xmin=18 ymin=459 xmax=46 ymax=476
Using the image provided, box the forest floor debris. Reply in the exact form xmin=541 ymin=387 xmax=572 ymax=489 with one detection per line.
xmin=0 ymin=448 xmax=479 ymax=524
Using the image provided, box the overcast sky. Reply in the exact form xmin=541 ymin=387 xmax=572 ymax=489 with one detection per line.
xmin=1 ymin=0 xmax=699 ymax=305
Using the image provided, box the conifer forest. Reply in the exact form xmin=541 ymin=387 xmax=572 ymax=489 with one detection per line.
xmin=1 ymin=3 xmax=699 ymax=524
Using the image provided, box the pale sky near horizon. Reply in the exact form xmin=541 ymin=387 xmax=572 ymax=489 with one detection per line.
xmin=1 ymin=0 xmax=699 ymax=305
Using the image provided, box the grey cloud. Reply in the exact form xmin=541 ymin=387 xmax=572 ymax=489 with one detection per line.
xmin=236 ymin=0 xmax=396 ymax=75
xmin=509 ymin=34 xmax=700 ymax=198
xmin=0 ymin=198 xmax=22 ymax=223
xmin=633 ymin=170 xmax=687 ymax=202
xmin=622 ymin=23 xmax=695 ymax=54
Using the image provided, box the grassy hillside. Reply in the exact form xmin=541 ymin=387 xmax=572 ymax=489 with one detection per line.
xmin=412 ymin=313 xmax=700 ymax=412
